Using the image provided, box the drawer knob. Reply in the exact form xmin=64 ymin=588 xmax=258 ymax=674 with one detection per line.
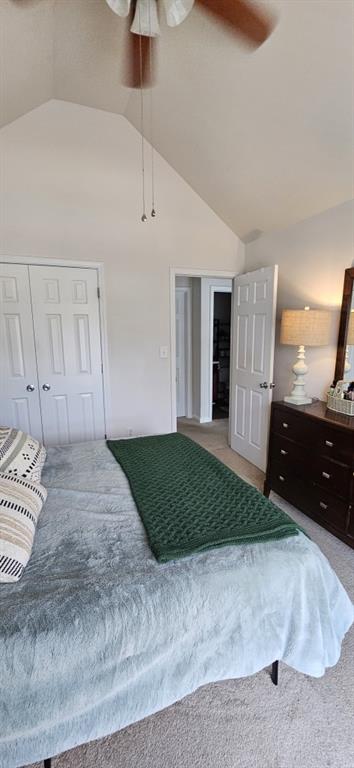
xmin=280 ymin=449 xmax=288 ymax=456
xmin=325 ymin=440 xmax=334 ymax=448
xmin=279 ymin=475 xmax=285 ymax=482
xmin=282 ymin=423 xmax=289 ymax=429
xmin=322 ymin=471 xmax=331 ymax=480
xmin=319 ymin=501 xmax=328 ymax=511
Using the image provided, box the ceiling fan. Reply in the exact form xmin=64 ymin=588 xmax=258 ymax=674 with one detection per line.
xmin=105 ymin=0 xmax=275 ymax=88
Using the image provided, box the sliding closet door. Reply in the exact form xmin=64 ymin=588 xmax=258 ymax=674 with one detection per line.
xmin=0 ymin=264 xmax=43 ymax=440
xmin=29 ymin=266 xmax=105 ymax=446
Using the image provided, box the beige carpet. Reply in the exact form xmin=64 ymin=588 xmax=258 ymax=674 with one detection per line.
xmin=30 ymin=422 xmax=354 ymax=768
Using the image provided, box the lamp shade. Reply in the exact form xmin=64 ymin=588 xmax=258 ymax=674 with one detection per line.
xmin=280 ymin=309 xmax=331 ymax=347
xmin=347 ymin=311 xmax=354 ymax=346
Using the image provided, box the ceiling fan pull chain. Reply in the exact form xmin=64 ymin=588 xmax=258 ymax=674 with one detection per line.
xmin=139 ymin=5 xmax=147 ymax=222
xmin=148 ymin=0 xmax=156 ymax=218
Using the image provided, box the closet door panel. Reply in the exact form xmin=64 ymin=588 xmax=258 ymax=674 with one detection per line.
xmin=0 ymin=264 xmax=43 ymax=440
xmin=29 ymin=266 xmax=105 ymax=446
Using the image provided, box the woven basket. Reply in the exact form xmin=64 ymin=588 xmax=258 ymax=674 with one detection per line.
xmin=327 ymin=380 xmax=354 ymax=416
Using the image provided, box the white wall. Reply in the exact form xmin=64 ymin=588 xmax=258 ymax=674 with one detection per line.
xmin=175 ymin=276 xmax=201 ymax=420
xmin=175 ymin=276 xmax=192 ymax=288
xmin=0 ymin=100 xmax=245 ymax=437
xmin=245 ymin=200 xmax=354 ymax=401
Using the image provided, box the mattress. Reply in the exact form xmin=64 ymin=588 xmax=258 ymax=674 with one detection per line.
xmin=0 ymin=440 xmax=353 ymax=768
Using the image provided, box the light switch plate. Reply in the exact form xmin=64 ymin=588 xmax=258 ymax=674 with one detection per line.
xmin=159 ymin=346 xmax=168 ymax=359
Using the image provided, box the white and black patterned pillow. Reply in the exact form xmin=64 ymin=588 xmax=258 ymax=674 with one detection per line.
xmin=0 ymin=473 xmax=47 ymax=583
xmin=0 ymin=428 xmax=46 ymax=483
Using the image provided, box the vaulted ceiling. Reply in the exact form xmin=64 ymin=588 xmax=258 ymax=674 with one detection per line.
xmin=1 ymin=0 xmax=353 ymax=239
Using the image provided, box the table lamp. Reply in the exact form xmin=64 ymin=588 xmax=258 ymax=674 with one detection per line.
xmin=280 ymin=307 xmax=331 ymax=405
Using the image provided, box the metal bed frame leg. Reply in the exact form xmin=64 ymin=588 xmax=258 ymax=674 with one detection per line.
xmin=271 ymin=660 xmax=279 ymax=686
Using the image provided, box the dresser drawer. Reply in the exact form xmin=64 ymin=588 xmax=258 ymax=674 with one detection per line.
xmin=347 ymin=508 xmax=354 ymax=539
xmin=316 ymin=424 xmax=354 ymax=462
xmin=310 ymin=487 xmax=349 ymax=532
xmin=272 ymin=408 xmax=314 ymax=445
xmin=269 ymin=462 xmax=310 ymax=510
xmin=270 ymin=435 xmax=308 ymax=476
xmin=313 ymin=457 xmax=351 ymax=499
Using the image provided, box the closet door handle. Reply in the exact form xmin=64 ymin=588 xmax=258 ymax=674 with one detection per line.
xmin=42 ymin=384 xmax=51 ymax=392
xmin=26 ymin=384 xmax=35 ymax=392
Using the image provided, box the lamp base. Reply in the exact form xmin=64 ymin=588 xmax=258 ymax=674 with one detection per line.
xmin=284 ymin=394 xmax=312 ymax=406
xmin=284 ymin=345 xmax=312 ymax=406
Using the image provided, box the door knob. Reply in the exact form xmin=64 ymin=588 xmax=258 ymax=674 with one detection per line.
xmin=26 ymin=384 xmax=35 ymax=392
xmin=259 ymin=382 xmax=269 ymax=389
xmin=42 ymin=384 xmax=51 ymax=391
xmin=269 ymin=383 xmax=276 ymax=389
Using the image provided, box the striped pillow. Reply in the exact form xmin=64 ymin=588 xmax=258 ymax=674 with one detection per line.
xmin=0 ymin=474 xmax=47 ymax=583
xmin=0 ymin=427 xmax=46 ymax=483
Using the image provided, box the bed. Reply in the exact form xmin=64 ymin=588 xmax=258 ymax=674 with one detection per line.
xmin=0 ymin=439 xmax=353 ymax=768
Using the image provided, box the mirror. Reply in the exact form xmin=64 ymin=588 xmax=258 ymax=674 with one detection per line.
xmin=335 ymin=268 xmax=354 ymax=383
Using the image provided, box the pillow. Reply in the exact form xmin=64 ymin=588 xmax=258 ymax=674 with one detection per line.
xmin=0 ymin=427 xmax=46 ymax=483
xmin=0 ymin=473 xmax=47 ymax=583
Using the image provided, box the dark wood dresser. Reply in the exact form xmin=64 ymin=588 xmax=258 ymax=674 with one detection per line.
xmin=264 ymin=400 xmax=354 ymax=548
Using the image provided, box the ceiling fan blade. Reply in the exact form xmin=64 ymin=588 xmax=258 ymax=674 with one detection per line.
xmin=125 ymin=31 xmax=154 ymax=88
xmin=196 ymin=0 xmax=274 ymax=47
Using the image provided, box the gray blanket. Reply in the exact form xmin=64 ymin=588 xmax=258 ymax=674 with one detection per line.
xmin=0 ymin=440 xmax=353 ymax=768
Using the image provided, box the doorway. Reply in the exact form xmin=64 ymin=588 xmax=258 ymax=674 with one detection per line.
xmin=170 ymin=265 xmax=279 ymax=473
xmin=174 ymin=274 xmax=233 ymax=428
xmin=212 ymin=291 xmax=232 ymax=420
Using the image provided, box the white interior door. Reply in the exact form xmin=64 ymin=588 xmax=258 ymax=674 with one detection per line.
xmin=230 ymin=266 xmax=278 ymax=471
xmin=29 ymin=265 xmax=105 ymax=446
xmin=0 ymin=264 xmax=43 ymax=440
xmin=175 ymin=288 xmax=187 ymax=418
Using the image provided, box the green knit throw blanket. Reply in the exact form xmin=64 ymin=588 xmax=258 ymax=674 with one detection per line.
xmin=107 ymin=433 xmax=300 ymax=562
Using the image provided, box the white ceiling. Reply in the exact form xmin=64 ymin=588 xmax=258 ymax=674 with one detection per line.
xmin=0 ymin=0 xmax=54 ymax=127
xmin=53 ymin=0 xmax=131 ymax=115
xmin=1 ymin=0 xmax=353 ymax=239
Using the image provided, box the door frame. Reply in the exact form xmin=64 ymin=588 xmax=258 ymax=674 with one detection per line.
xmin=175 ymin=285 xmax=193 ymax=419
xmin=0 ymin=256 xmax=110 ymax=438
xmin=208 ymin=285 xmax=232 ymax=423
xmin=170 ymin=267 xmax=237 ymax=432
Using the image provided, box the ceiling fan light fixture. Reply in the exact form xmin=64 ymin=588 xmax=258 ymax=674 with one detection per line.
xmin=105 ymin=0 xmax=196 ymax=36
xmin=131 ymin=0 xmax=161 ymax=36
xmin=163 ymin=0 xmax=195 ymax=27
xmin=105 ymin=0 xmax=131 ymax=18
